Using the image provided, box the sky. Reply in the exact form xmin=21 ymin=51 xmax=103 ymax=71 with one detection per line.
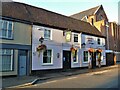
xmin=12 ymin=0 xmax=119 ymax=23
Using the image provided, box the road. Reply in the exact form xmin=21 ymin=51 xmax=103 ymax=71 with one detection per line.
xmin=20 ymin=67 xmax=119 ymax=88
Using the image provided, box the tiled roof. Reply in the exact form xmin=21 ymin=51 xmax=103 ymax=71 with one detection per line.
xmin=70 ymin=5 xmax=100 ymax=20
xmin=1 ymin=2 xmax=105 ymax=37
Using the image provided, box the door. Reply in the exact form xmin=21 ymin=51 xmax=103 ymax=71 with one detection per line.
xmin=19 ymin=50 xmax=27 ymax=76
xmin=91 ymin=52 xmax=96 ymax=68
xmin=63 ymin=51 xmax=71 ymax=69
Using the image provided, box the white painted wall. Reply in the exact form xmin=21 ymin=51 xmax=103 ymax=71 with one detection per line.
xmin=32 ymin=25 xmax=106 ymax=70
xmin=81 ymin=34 xmax=106 ymax=67
xmin=32 ymin=25 xmax=81 ymax=70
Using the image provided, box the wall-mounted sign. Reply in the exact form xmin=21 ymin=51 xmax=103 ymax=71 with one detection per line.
xmin=65 ymin=31 xmax=71 ymax=42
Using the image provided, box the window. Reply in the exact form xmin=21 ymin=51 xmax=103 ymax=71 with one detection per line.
xmin=97 ymin=38 xmax=101 ymax=45
xmin=74 ymin=34 xmax=78 ymax=42
xmin=73 ymin=50 xmax=78 ymax=63
xmin=0 ymin=20 xmax=13 ymax=39
xmin=44 ymin=29 xmax=51 ymax=40
xmin=91 ymin=18 xmax=94 ymax=25
xmin=43 ymin=50 xmax=52 ymax=64
xmin=83 ymin=51 xmax=88 ymax=62
xmin=0 ymin=49 xmax=13 ymax=71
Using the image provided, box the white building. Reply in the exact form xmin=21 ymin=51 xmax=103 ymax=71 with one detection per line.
xmin=32 ymin=25 xmax=106 ymax=70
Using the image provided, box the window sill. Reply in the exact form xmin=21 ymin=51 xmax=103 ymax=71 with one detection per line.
xmin=42 ymin=63 xmax=53 ymax=66
xmin=0 ymin=37 xmax=14 ymax=40
xmin=73 ymin=62 xmax=79 ymax=64
xmin=83 ymin=61 xmax=89 ymax=64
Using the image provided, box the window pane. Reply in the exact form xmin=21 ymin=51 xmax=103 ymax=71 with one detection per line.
xmin=2 ymin=30 xmax=7 ymax=37
xmin=3 ymin=21 xmax=7 ymax=30
xmin=8 ymin=31 xmax=12 ymax=38
xmin=8 ymin=22 xmax=12 ymax=31
xmin=0 ymin=30 xmax=2 ymax=37
xmin=43 ymin=50 xmax=52 ymax=64
xmin=0 ymin=49 xmax=13 ymax=71
xmin=43 ymin=57 xmax=47 ymax=63
xmin=84 ymin=51 xmax=88 ymax=62
xmin=44 ymin=29 xmax=51 ymax=40
xmin=74 ymin=34 xmax=78 ymax=42
xmin=47 ymin=50 xmax=51 ymax=56
xmin=47 ymin=57 xmax=51 ymax=63
xmin=0 ymin=20 xmax=2 ymax=29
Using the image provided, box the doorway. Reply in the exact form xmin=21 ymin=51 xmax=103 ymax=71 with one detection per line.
xmin=63 ymin=50 xmax=71 ymax=69
xmin=90 ymin=52 xmax=96 ymax=68
xmin=18 ymin=50 xmax=27 ymax=76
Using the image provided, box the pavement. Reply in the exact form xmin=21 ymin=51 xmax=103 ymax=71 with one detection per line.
xmin=1 ymin=64 xmax=119 ymax=89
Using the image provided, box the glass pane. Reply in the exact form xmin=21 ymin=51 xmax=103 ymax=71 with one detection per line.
xmin=3 ymin=21 xmax=7 ymax=30
xmin=43 ymin=50 xmax=47 ymax=56
xmin=43 ymin=57 xmax=47 ymax=63
xmin=47 ymin=50 xmax=51 ymax=56
xmin=2 ymin=55 xmax=12 ymax=71
xmin=47 ymin=57 xmax=51 ymax=63
xmin=6 ymin=49 xmax=11 ymax=54
xmin=8 ymin=22 xmax=12 ymax=31
xmin=8 ymin=31 xmax=12 ymax=38
xmin=0 ymin=30 xmax=2 ymax=37
xmin=0 ymin=19 xmax=2 ymax=29
xmin=2 ymin=30 xmax=7 ymax=37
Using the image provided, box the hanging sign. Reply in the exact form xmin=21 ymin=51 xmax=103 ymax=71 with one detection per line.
xmin=65 ymin=31 xmax=71 ymax=42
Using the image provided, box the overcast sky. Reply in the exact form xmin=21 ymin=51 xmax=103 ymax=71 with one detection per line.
xmin=13 ymin=0 xmax=119 ymax=23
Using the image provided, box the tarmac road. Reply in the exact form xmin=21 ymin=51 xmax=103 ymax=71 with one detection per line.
xmin=21 ymin=67 xmax=119 ymax=88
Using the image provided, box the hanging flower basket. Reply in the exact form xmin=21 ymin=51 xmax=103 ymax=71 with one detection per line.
xmin=70 ymin=46 xmax=77 ymax=57
xmin=36 ymin=44 xmax=47 ymax=57
xmin=96 ymin=49 xmax=102 ymax=53
xmin=88 ymin=48 xmax=95 ymax=53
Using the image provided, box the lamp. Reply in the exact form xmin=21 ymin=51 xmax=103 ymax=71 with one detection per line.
xmin=39 ymin=37 xmax=44 ymax=44
xmin=81 ymin=43 xmax=86 ymax=46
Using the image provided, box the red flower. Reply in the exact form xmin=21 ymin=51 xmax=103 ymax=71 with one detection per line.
xmin=88 ymin=48 xmax=94 ymax=53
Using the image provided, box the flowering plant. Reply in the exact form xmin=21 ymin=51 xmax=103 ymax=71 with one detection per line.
xmin=36 ymin=44 xmax=47 ymax=57
xmin=96 ymin=49 xmax=102 ymax=53
xmin=88 ymin=48 xmax=95 ymax=53
xmin=70 ymin=46 xmax=77 ymax=57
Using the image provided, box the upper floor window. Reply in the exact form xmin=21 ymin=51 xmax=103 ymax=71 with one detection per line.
xmin=0 ymin=49 xmax=13 ymax=71
xmin=97 ymin=38 xmax=101 ymax=45
xmin=74 ymin=34 xmax=78 ymax=42
xmin=44 ymin=29 xmax=51 ymax=40
xmin=0 ymin=20 xmax=13 ymax=39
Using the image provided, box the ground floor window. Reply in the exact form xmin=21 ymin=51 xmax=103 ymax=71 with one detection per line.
xmin=83 ymin=51 xmax=88 ymax=62
xmin=73 ymin=50 xmax=78 ymax=63
xmin=0 ymin=49 xmax=13 ymax=71
xmin=43 ymin=50 xmax=52 ymax=64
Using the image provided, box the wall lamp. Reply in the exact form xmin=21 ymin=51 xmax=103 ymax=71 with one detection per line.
xmin=39 ymin=37 xmax=44 ymax=44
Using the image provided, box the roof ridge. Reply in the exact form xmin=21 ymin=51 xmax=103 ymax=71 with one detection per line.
xmin=70 ymin=5 xmax=101 ymax=16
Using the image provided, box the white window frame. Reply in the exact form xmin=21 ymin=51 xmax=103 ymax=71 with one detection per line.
xmin=74 ymin=34 xmax=78 ymax=42
xmin=0 ymin=49 xmax=13 ymax=72
xmin=83 ymin=51 xmax=89 ymax=63
xmin=0 ymin=20 xmax=14 ymax=39
xmin=73 ymin=50 xmax=78 ymax=63
xmin=44 ymin=28 xmax=51 ymax=40
xmin=42 ymin=49 xmax=53 ymax=65
xmin=97 ymin=38 xmax=101 ymax=45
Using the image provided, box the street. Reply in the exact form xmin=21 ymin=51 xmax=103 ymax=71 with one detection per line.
xmin=20 ymin=67 xmax=119 ymax=88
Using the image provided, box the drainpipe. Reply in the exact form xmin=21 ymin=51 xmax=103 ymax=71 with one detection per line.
xmin=106 ymin=22 xmax=109 ymax=50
